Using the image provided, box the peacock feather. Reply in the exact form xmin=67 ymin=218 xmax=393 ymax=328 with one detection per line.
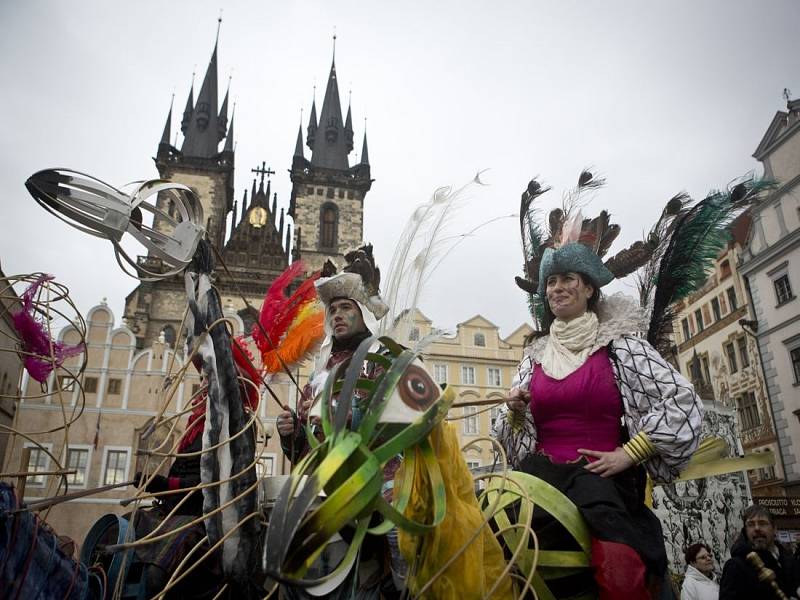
xmin=646 ymin=177 xmax=773 ymax=352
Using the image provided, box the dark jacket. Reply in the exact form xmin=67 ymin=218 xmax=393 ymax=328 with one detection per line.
xmin=719 ymin=531 xmax=800 ymax=599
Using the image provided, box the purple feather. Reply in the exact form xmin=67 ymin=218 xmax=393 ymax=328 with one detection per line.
xmin=11 ymin=275 xmax=84 ymax=383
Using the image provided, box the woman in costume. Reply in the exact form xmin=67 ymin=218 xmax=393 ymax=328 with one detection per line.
xmin=681 ymin=543 xmax=719 ymax=600
xmin=493 ymin=173 xmax=705 ymax=599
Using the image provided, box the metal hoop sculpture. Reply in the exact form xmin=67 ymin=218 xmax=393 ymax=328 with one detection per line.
xmin=25 ymin=169 xmax=204 ymax=281
xmin=483 ymin=471 xmax=594 ymax=600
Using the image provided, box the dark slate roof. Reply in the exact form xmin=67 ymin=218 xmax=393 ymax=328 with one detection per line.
xmin=310 ymin=60 xmax=351 ymax=170
xmin=181 ymin=43 xmax=224 ymax=158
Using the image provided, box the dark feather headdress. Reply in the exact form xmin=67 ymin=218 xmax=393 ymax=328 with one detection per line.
xmin=642 ymin=178 xmax=773 ymax=353
xmin=516 ymin=170 xmax=667 ymax=321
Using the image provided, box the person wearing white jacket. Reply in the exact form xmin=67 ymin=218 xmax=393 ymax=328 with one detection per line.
xmin=682 ymin=543 xmax=719 ymax=600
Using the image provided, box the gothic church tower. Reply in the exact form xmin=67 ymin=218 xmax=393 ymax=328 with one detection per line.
xmin=289 ymin=49 xmax=373 ymax=273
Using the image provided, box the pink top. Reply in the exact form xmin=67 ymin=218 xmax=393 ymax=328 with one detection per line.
xmin=529 ymin=347 xmax=623 ymax=463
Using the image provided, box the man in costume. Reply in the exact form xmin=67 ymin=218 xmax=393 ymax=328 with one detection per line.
xmin=275 ymin=244 xmax=402 ymax=599
xmin=719 ymin=505 xmax=800 ymax=599
xmin=131 ymin=337 xmax=260 ymax=598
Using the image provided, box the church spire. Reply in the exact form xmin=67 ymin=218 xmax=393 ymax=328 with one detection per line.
xmin=240 ymin=189 xmax=249 ymax=224
xmin=360 ymin=127 xmax=369 ymax=166
xmin=310 ymin=37 xmax=351 ymax=170
xmin=223 ymin=103 xmax=235 ymax=153
xmin=181 ymin=28 xmax=222 ymax=158
xmin=160 ymin=96 xmax=173 ymax=146
xmin=218 ymin=76 xmax=230 ymax=144
xmin=180 ymin=74 xmax=194 ymax=135
xmin=306 ymin=92 xmax=318 ymax=150
xmin=294 ymin=122 xmax=304 ymax=158
xmin=344 ymin=95 xmax=354 ymax=153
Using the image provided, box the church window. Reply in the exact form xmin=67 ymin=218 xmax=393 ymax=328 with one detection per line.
xmin=319 ymin=203 xmax=338 ymax=250
xmin=161 ymin=325 xmax=176 ymax=348
xmin=238 ymin=307 xmax=259 ymax=335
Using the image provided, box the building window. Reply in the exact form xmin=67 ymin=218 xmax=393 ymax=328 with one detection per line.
xmin=474 ymin=333 xmax=486 ymax=347
xmin=408 ymin=327 xmax=420 ymax=342
xmin=102 ymin=449 xmax=130 ymax=485
xmin=463 ymin=406 xmax=478 ymax=435
xmin=727 ymin=287 xmax=738 ymax=311
xmin=681 ymin=318 xmax=691 ymax=341
xmin=66 ymin=447 xmax=90 ymax=487
xmin=737 ymin=392 xmax=761 ymax=430
xmin=257 ymin=455 xmax=275 ymax=479
xmin=338 ymin=189 xmax=344 ymax=199
xmin=725 ymin=342 xmax=738 ymax=374
xmin=347 ymin=190 xmax=354 ymax=199
xmin=792 ymin=347 xmax=800 ymax=384
xmin=711 ymin=297 xmax=721 ymax=322
xmin=774 ymin=275 xmax=794 ymax=306
xmin=107 ymin=378 xmax=122 ymax=395
xmin=695 ymin=309 xmax=704 ymax=333
xmin=326 ymin=187 xmax=335 ymax=199
xmin=316 ymin=188 xmax=323 ymax=196
xmin=319 ymin=203 xmax=338 ymax=250
xmin=738 ymin=337 xmax=750 ymax=369
xmin=487 ymin=368 xmax=501 ymax=387
xmin=433 ymin=364 xmax=447 ymax=384
xmin=720 ymin=259 xmax=732 ymax=279
xmin=25 ymin=445 xmax=51 ymax=486
xmin=461 ymin=366 xmax=476 ymax=385
xmin=57 ymin=374 xmax=75 ymax=391
xmin=84 ymin=377 xmax=98 ymax=394
xmin=490 ymin=405 xmax=502 ymax=431
xmin=306 ymin=186 xmax=314 ymax=195
xmin=701 ymin=357 xmax=711 ymax=385
xmin=466 ymin=459 xmax=481 ymax=471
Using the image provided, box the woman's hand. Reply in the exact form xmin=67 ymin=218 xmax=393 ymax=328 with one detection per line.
xmin=578 ymin=447 xmax=634 ymax=477
xmin=505 ymin=387 xmax=530 ymax=414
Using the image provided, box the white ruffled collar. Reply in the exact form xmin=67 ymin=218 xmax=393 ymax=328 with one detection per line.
xmin=527 ymin=293 xmax=647 ymax=364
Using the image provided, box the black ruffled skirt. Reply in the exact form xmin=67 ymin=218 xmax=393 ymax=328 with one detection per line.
xmin=518 ymin=454 xmax=667 ymax=575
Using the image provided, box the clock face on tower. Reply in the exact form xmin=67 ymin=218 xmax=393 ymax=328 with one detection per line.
xmin=249 ymin=206 xmax=268 ymax=228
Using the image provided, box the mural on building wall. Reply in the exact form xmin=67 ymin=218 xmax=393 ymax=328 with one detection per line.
xmin=652 ymin=404 xmax=750 ymax=576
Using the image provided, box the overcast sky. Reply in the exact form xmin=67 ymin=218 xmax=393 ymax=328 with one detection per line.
xmin=1 ymin=1 xmax=798 ymax=338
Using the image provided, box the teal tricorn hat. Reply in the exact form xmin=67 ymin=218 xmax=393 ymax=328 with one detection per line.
xmin=537 ymin=243 xmax=615 ymax=296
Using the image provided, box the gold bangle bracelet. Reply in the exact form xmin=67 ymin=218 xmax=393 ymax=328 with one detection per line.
xmin=623 ymin=432 xmax=657 ymax=464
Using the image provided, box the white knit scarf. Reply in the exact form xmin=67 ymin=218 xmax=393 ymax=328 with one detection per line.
xmin=540 ymin=311 xmax=600 ymax=380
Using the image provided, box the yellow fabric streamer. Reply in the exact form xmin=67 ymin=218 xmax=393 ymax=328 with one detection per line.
xmin=397 ymin=422 xmax=515 ymax=599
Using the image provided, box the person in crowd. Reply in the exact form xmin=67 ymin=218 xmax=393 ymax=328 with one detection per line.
xmin=681 ymin=542 xmax=719 ymax=600
xmin=719 ymin=505 xmax=800 ymax=599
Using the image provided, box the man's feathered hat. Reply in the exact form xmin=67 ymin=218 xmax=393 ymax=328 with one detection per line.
xmin=315 ymin=243 xmax=389 ymax=320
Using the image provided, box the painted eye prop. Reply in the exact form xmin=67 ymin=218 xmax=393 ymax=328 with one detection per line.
xmin=398 ymin=364 xmax=438 ymax=411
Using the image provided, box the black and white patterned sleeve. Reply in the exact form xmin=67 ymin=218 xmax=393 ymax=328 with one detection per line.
xmin=613 ymin=336 xmax=704 ymax=481
xmin=492 ymin=353 xmax=537 ymax=469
